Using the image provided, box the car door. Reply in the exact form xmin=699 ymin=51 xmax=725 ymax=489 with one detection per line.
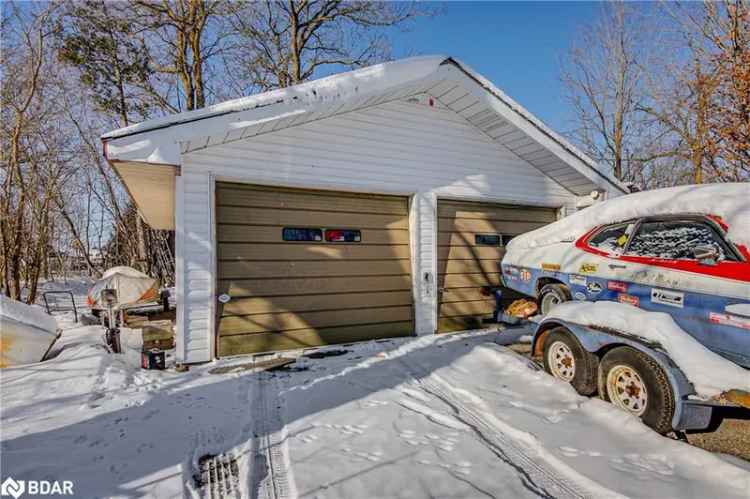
xmin=618 ymin=216 xmax=750 ymax=365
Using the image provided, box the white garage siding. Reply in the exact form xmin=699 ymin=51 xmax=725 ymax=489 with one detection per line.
xmin=176 ymin=97 xmax=579 ymax=361
xmin=174 ymin=171 xmax=215 ymax=363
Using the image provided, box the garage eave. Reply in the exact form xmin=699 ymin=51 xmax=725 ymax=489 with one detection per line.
xmin=109 ymin=160 xmax=179 ymax=230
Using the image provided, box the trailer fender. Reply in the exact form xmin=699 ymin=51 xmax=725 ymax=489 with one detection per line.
xmin=533 ymin=318 xmax=711 ymax=431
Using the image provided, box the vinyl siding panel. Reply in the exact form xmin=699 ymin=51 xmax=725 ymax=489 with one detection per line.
xmin=175 ymin=170 xmax=214 ymax=363
xmin=178 ymin=97 xmax=576 ymax=360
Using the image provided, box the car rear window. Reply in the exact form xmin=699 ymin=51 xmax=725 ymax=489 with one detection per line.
xmin=625 ymin=221 xmax=729 ymax=260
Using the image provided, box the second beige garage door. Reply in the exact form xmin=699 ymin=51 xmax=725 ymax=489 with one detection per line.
xmin=437 ymin=200 xmax=558 ymax=332
xmin=216 ymin=183 xmax=414 ymax=356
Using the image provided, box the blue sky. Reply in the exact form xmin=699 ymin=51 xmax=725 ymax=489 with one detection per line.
xmin=389 ymin=1 xmax=602 ymax=134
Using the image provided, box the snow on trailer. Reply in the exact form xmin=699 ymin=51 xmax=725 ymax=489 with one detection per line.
xmin=499 ymin=183 xmax=750 ymax=433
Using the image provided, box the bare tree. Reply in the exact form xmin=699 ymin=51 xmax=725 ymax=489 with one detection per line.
xmin=231 ymin=1 xmax=426 ymax=91
xmin=695 ymin=0 xmax=749 ymax=180
xmin=561 ymin=3 xmax=660 ymax=183
xmin=0 ymin=4 xmax=76 ymax=302
xmin=133 ymin=0 xmax=236 ymax=111
xmin=637 ymin=1 xmax=749 ymax=184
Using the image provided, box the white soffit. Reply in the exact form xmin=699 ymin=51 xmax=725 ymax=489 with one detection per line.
xmin=112 ymin=161 xmax=178 ymax=230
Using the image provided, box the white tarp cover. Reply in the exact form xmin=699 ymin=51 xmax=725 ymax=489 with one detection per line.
xmin=87 ymin=266 xmax=158 ymax=310
xmin=0 ymin=295 xmax=59 ymax=367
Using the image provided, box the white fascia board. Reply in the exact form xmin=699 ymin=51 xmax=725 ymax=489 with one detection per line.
xmin=105 ymin=130 xmax=182 ymax=165
xmin=103 ymin=57 xmax=445 ymax=164
xmin=438 ymin=60 xmax=627 ymax=196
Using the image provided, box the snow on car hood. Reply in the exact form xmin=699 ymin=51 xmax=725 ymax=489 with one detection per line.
xmin=506 ymin=183 xmax=750 ymax=252
xmin=547 ymin=301 xmax=750 ymax=397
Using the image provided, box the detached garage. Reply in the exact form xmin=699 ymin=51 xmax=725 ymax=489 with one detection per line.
xmin=102 ymin=55 xmax=625 ymax=363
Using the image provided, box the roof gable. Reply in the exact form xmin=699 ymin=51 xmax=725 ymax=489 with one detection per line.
xmin=103 ymin=55 xmax=625 ymax=196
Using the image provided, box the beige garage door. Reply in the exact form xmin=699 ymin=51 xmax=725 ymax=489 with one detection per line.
xmin=437 ymin=200 xmax=558 ymax=333
xmin=216 ymin=183 xmax=414 ymax=356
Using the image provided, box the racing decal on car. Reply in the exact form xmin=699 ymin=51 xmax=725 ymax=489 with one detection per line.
xmin=520 ymin=269 xmax=531 ymax=282
xmin=618 ymin=293 xmax=640 ymax=307
xmin=579 ymin=263 xmax=597 ymax=274
xmin=569 ymin=274 xmax=587 ymax=286
xmin=650 ymin=288 xmax=684 ymax=309
xmin=586 ymin=282 xmax=603 ymax=295
xmin=607 ymin=281 xmax=628 ymax=293
xmin=541 ymin=263 xmax=561 ymax=271
xmin=709 ymin=312 xmax=750 ymax=330
xmin=573 ymin=291 xmax=586 ymax=300
xmin=505 ymin=266 xmax=519 ymax=275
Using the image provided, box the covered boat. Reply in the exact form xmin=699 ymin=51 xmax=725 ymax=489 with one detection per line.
xmin=87 ymin=266 xmax=159 ymax=311
xmin=0 ymin=295 xmax=60 ymax=367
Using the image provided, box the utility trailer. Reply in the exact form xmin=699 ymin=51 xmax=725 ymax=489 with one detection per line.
xmin=530 ymin=315 xmax=749 ymax=434
xmin=495 ymin=183 xmax=750 ymax=433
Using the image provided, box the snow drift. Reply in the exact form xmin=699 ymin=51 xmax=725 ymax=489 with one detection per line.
xmin=0 ymin=295 xmax=59 ymax=367
xmin=547 ymin=301 xmax=750 ymax=397
xmin=507 ymin=183 xmax=750 ymax=251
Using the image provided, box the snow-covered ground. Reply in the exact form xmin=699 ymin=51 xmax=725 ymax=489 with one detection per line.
xmin=2 ymin=302 xmax=749 ymax=498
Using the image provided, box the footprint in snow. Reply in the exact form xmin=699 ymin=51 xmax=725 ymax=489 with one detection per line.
xmin=362 ymin=400 xmax=389 ymax=408
xmin=609 ymin=454 xmax=674 ymax=480
xmin=558 ymin=446 xmax=603 ymax=458
xmin=340 ymin=447 xmax=382 ymax=462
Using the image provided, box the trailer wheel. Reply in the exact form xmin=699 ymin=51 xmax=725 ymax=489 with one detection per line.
xmin=598 ymin=347 xmax=675 ymax=434
xmin=542 ymin=328 xmax=598 ymax=395
xmin=538 ymin=284 xmax=570 ymax=315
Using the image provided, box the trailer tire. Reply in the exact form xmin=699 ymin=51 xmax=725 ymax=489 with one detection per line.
xmin=542 ymin=328 xmax=598 ymax=395
xmin=538 ymin=284 xmax=570 ymax=315
xmin=598 ymin=347 xmax=675 ymax=434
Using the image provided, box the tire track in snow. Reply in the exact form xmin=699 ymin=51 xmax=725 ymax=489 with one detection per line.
xmin=396 ymin=358 xmax=623 ymax=499
xmin=251 ymin=373 xmax=296 ymax=499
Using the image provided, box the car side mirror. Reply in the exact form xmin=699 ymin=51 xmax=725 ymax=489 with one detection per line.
xmin=692 ymin=244 xmax=719 ymax=265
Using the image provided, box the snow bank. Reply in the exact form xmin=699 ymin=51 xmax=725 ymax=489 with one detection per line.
xmin=0 ymin=294 xmax=57 ymax=334
xmin=507 ymin=183 xmax=750 ymax=251
xmin=547 ymin=301 xmax=750 ymax=397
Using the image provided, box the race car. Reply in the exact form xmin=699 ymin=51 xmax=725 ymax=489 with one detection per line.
xmin=500 ymin=183 xmax=750 ymax=369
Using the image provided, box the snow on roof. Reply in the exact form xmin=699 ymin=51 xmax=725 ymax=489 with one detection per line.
xmin=547 ymin=301 xmax=750 ymax=397
xmin=101 ymin=56 xmax=446 ymax=140
xmin=101 ymin=55 xmax=625 ymax=195
xmin=507 ymin=183 xmax=750 ymax=251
